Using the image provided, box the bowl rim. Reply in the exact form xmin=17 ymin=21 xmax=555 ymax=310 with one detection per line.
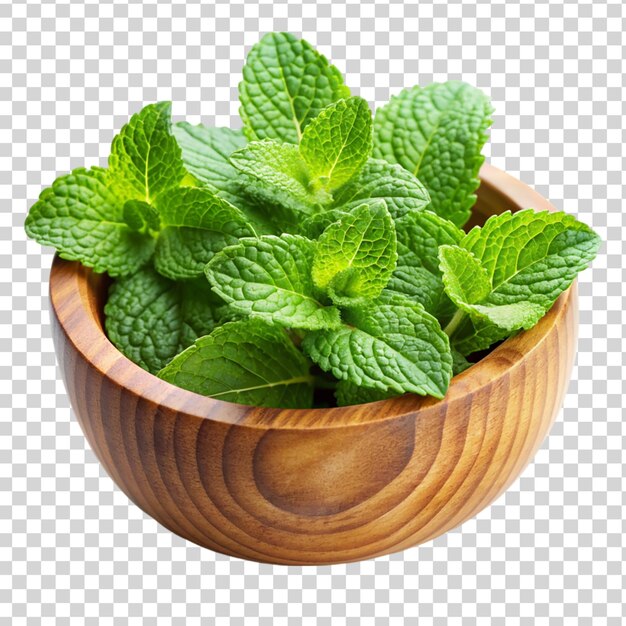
xmin=49 ymin=163 xmax=574 ymax=430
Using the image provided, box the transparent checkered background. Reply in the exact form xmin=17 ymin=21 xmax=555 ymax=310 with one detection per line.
xmin=2 ymin=0 xmax=624 ymax=623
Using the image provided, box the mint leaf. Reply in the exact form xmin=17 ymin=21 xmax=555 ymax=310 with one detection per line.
xmin=108 ymin=102 xmax=185 ymax=203
xmin=153 ymin=186 xmax=256 ymax=280
xmin=180 ymin=171 xmax=202 ymax=187
xmin=451 ymin=349 xmax=472 ymax=375
xmin=312 ymin=200 xmax=397 ymax=305
xmin=158 ymin=318 xmax=314 ymax=408
xmin=172 ymin=122 xmax=275 ymax=234
xmin=373 ymin=81 xmax=493 ymax=227
xmin=214 ymin=303 xmax=247 ymax=325
xmin=24 ymin=167 xmax=154 ymax=276
xmin=445 ymin=316 xmax=510 ymax=357
xmin=385 ymin=257 xmax=444 ymax=315
xmin=439 ymin=245 xmax=545 ymax=331
xmin=230 ymin=141 xmax=330 ymax=227
xmin=332 ymin=159 xmax=431 ymax=220
xmin=178 ymin=282 xmax=224 ymax=347
xmin=395 ymin=209 xmax=464 ymax=276
xmin=206 ymin=234 xmax=341 ymax=331
xmin=172 ymin=122 xmax=247 ymax=191
xmin=105 ymin=266 xmax=219 ymax=374
xmin=462 ymin=209 xmax=601 ymax=306
xmin=300 ymin=97 xmax=372 ymax=190
xmin=303 ymin=292 xmax=452 ymax=398
xmin=299 ymin=159 xmax=433 ymax=239
xmin=438 ymin=244 xmax=492 ymax=309
xmin=239 ymin=32 xmax=350 ymax=144
xmin=300 ymin=207 xmax=350 ymax=239
xmin=335 ymin=381 xmax=400 ymax=407
xmin=123 ymin=200 xmax=160 ymax=233
xmin=230 ymin=141 xmax=311 ymax=204
xmin=386 ymin=210 xmax=463 ymax=320
xmin=439 ymin=209 xmax=601 ymax=353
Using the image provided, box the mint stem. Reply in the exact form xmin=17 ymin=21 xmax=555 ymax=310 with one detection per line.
xmin=444 ymin=309 xmax=466 ymax=338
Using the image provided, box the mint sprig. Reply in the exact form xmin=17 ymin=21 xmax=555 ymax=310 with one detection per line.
xmin=25 ymin=33 xmax=601 ymax=409
xmin=439 ymin=209 xmax=601 ymax=353
xmin=312 ymin=200 xmax=397 ymax=305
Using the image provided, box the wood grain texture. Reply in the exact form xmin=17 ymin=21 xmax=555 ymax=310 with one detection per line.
xmin=49 ymin=164 xmax=578 ymax=565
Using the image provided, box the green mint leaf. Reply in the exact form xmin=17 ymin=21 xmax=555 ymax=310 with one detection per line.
xmin=395 ymin=210 xmax=464 ymax=276
xmin=239 ymin=32 xmax=350 ymax=144
xmin=451 ymin=348 xmax=473 ymax=376
xmin=385 ymin=257 xmax=445 ymax=316
xmin=230 ymin=140 xmax=330 ymax=226
xmin=230 ymin=141 xmax=311 ymax=204
xmin=445 ymin=316 xmax=510 ymax=357
xmin=439 ymin=209 xmax=601 ymax=353
xmin=153 ymin=186 xmax=256 ymax=280
xmin=471 ymin=301 xmax=550 ymax=329
xmin=178 ymin=283 xmax=224 ymax=348
xmin=303 ymin=292 xmax=452 ymax=398
xmin=299 ymin=97 xmax=372 ymax=190
xmin=312 ymin=200 xmax=397 ymax=305
xmin=335 ymin=380 xmax=400 ymax=407
xmin=180 ymin=171 xmax=202 ymax=187
xmin=206 ymin=234 xmax=341 ymax=331
xmin=158 ymin=318 xmax=314 ymax=408
xmin=108 ymin=102 xmax=185 ymax=203
xmin=332 ymin=158 xmax=431 ymax=220
xmin=301 ymin=159 xmax=432 ymax=239
xmin=300 ymin=207 xmax=350 ymax=239
xmin=24 ymin=167 xmax=154 ymax=276
xmin=439 ymin=244 xmax=545 ymax=331
xmin=172 ymin=122 xmax=276 ymax=234
xmin=373 ymin=81 xmax=493 ymax=227
xmin=214 ymin=303 xmax=247 ymax=325
xmin=123 ymin=200 xmax=161 ymax=233
xmin=172 ymin=122 xmax=246 ymax=190
xmin=105 ymin=266 xmax=219 ymax=374
xmin=230 ymin=140 xmax=333 ymax=229
xmin=439 ymin=244 xmax=492 ymax=306
xmin=383 ymin=210 xmax=462 ymax=319
xmin=462 ymin=209 xmax=601 ymax=307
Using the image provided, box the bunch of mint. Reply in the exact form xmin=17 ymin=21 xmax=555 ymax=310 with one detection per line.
xmin=25 ymin=32 xmax=601 ymax=409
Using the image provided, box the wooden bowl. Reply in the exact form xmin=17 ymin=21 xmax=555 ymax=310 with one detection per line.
xmin=49 ymin=164 xmax=577 ymax=565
